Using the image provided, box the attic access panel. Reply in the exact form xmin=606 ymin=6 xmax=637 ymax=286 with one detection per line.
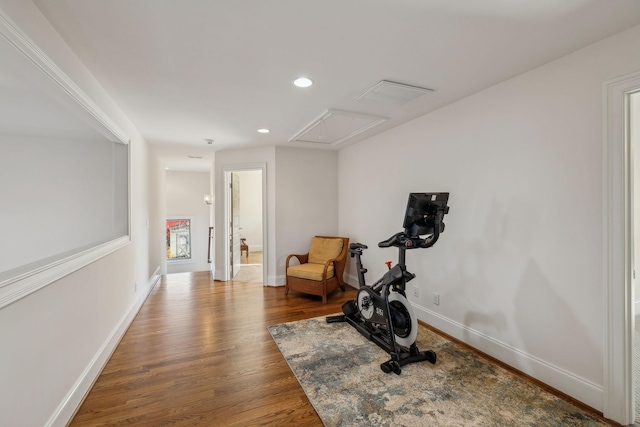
xmin=290 ymin=109 xmax=387 ymax=146
xmin=357 ymin=80 xmax=434 ymax=105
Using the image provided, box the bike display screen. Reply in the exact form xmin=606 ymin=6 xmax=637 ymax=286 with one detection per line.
xmin=402 ymin=192 xmax=450 ymax=237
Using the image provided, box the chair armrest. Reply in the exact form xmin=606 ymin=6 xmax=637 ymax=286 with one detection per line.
xmin=321 ymin=246 xmax=348 ymax=274
xmin=286 ymin=253 xmax=309 ymax=268
xmin=335 ymin=247 xmax=348 ymax=263
xmin=321 ymin=258 xmax=339 ymax=279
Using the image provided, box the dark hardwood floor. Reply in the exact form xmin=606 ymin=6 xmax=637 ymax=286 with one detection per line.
xmin=70 ymin=271 xmax=616 ymax=426
xmin=69 ymin=272 xmax=357 ymax=426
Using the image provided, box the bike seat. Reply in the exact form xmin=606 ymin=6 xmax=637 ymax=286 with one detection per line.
xmin=349 ymin=243 xmax=368 ymax=250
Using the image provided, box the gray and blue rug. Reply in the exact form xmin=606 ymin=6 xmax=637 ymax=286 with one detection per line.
xmin=268 ymin=316 xmax=609 ymax=426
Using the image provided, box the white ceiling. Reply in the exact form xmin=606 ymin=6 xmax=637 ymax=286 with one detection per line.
xmin=32 ymin=0 xmax=640 ymax=171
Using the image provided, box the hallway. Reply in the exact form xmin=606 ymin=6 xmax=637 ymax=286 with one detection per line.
xmin=234 ymin=251 xmax=263 ymax=283
xmin=69 ymin=272 xmax=356 ymax=426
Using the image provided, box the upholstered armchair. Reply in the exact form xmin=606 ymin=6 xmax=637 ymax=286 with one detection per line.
xmin=285 ymin=236 xmax=349 ymax=304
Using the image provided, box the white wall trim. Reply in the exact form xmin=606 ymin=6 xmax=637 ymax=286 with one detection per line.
xmin=222 ymin=163 xmax=268 ymax=284
xmin=266 ymin=275 xmax=285 ymax=286
xmin=0 ymin=8 xmax=129 ymax=145
xmin=345 ymin=273 xmax=605 ymax=408
xmin=0 ymin=7 xmax=133 ymax=310
xmin=45 ymin=267 xmax=161 ymax=427
xmin=345 ymin=273 xmax=359 ymax=288
xmin=602 ymin=70 xmax=640 ymax=425
xmin=0 ymin=237 xmax=130 ymax=309
xmin=412 ymin=303 xmax=603 ymax=410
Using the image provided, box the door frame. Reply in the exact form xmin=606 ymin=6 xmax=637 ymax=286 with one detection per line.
xmin=222 ymin=163 xmax=267 ymax=284
xmin=229 ymin=172 xmax=241 ymax=279
xmin=603 ymin=70 xmax=640 ymax=425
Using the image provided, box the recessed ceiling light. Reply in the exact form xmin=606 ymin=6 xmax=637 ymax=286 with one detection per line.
xmin=257 ymin=128 xmax=270 ymax=134
xmin=293 ymin=77 xmax=313 ymax=88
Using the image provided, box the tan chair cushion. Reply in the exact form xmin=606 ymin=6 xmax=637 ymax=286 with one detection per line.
xmin=308 ymin=237 xmax=344 ymax=265
xmin=287 ymin=263 xmax=335 ymax=281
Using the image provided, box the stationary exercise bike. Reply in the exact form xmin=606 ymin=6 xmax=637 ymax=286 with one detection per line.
xmin=327 ymin=192 xmax=450 ymax=375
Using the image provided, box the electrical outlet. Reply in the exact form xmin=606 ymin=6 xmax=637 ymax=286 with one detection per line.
xmin=433 ymin=292 xmax=440 ymax=305
xmin=413 ymin=284 xmax=419 ymax=298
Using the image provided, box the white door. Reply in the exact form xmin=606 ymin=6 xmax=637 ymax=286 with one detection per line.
xmin=229 ymin=173 xmax=241 ymax=278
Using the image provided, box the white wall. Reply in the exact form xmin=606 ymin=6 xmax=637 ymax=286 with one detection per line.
xmin=214 ymin=147 xmax=275 ymax=282
xmin=275 ymin=147 xmax=339 ymax=282
xmin=214 ymin=146 xmax=339 ymax=285
xmin=166 ymin=171 xmax=212 ymax=274
xmin=150 ymin=151 xmax=167 ymax=276
xmin=0 ymin=1 xmax=163 ymax=426
xmin=339 ymin=25 xmax=640 ymax=411
xmin=0 ymin=136 xmax=128 ymax=273
xmin=235 ymin=170 xmax=263 ymax=251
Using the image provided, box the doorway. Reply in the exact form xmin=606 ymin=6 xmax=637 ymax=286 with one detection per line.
xmin=223 ymin=165 xmax=266 ymax=284
xmin=603 ymin=72 xmax=640 ymax=425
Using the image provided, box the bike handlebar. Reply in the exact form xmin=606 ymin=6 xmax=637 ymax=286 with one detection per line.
xmin=350 ymin=223 xmax=443 ymax=256
xmin=378 ymin=232 xmax=403 ymax=248
xmin=378 ymin=228 xmax=442 ymax=250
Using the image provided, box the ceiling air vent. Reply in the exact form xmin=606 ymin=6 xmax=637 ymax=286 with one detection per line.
xmin=357 ymin=80 xmax=433 ymax=105
xmin=290 ymin=109 xmax=386 ymax=146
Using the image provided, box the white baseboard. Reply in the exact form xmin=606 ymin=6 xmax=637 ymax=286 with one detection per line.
xmin=343 ymin=271 xmax=603 ymax=410
xmin=345 ymin=273 xmax=360 ymax=288
xmin=46 ymin=267 xmax=161 ymax=427
xmin=214 ymin=270 xmax=225 ymax=281
xmin=267 ymin=274 xmax=285 ymax=286
xmin=411 ymin=303 xmax=603 ymax=411
xmin=249 ymin=245 xmax=263 ymax=252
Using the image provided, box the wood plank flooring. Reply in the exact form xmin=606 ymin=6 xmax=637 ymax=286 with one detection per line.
xmin=69 ymin=272 xmax=357 ymax=426
xmin=70 ymin=271 xmax=614 ymax=426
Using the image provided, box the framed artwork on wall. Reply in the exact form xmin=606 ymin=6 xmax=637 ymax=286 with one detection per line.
xmin=166 ymin=218 xmax=192 ymax=261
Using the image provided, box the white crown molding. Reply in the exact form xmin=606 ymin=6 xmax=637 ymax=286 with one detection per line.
xmin=0 ymin=8 xmax=130 ymax=145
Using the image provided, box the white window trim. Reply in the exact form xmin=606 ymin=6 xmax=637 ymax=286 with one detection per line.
xmin=0 ymin=9 xmax=130 ymax=309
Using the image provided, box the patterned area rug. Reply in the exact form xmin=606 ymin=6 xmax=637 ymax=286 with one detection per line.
xmin=268 ymin=316 xmax=608 ymax=427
